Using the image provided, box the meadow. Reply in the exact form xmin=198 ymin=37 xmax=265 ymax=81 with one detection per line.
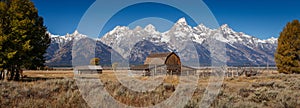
xmin=0 ymin=70 xmax=300 ymax=108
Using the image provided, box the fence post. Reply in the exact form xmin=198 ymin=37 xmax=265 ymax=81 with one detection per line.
xmin=154 ymin=65 xmax=157 ymax=76
xmin=4 ymin=69 xmax=8 ymax=81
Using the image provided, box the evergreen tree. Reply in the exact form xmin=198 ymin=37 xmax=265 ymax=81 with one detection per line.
xmin=0 ymin=0 xmax=50 ymax=80
xmin=275 ymin=20 xmax=300 ymax=74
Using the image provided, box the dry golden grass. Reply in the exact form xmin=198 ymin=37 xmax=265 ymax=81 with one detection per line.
xmin=23 ymin=70 xmax=74 ymax=78
xmin=1 ymin=70 xmax=299 ymax=108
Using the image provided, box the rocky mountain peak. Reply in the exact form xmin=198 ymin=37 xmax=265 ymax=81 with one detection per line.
xmin=73 ymin=30 xmax=80 ymax=35
xmin=176 ymin=17 xmax=188 ymax=25
xmin=144 ymin=24 xmax=156 ymax=32
xmin=220 ymin=24 xmax=235 ymax=34
xmin=134 ymin=26 xmax=143 ymax=31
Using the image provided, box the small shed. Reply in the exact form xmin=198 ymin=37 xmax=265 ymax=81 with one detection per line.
xmin=75 ymin=65 xmax=103 ymax=74
xmin=131 ymin=52 xmax=182 ymax=75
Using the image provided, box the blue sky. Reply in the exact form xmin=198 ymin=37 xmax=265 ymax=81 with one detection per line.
xmin=31 ymin=0 xmax=300 ymax=39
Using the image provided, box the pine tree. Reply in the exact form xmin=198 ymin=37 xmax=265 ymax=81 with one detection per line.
xmin=275 ymin=20 xmax=300 ymax=74
xmin=0 ymin=0 xmax=50 ymax=80
xmin=0 ymin=0 xmax=10 ymax=80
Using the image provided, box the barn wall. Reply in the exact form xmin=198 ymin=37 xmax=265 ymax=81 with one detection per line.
xmin=165 ymin=54 xmax=181 ymax=75
xmin=165 ymin=54 xmax=181 ymax=65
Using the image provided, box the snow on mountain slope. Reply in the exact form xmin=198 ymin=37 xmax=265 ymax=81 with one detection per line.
xmin=100 ymin=17 xmax=278 ymax=66
xmin=50 ymin=30 xmax=87 ymax=47
xmin=45 ymin=30 xmax=125 ymax=66
xmin=46 ymin=30 xmax=87 ymax=62
xmin=45 ymin=18 xmax=278 ymax=66
xmin=100 ymin=24 xmax=164 ymax=59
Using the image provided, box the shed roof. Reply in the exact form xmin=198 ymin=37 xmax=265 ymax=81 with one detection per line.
xmin=75 ymin=65 xmax=103 ymax=70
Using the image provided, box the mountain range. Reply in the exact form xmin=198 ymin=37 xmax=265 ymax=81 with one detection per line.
xmin=45 ymin=18 xmax=278 ymax=67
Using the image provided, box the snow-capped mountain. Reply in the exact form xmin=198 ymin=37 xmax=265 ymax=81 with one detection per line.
xmin=45 ymin=30 xmax=87 ymax=61
xmin=101 ymin=24 xmax=164 ymax=59
xmin=49 ymin=30 xmax=87 ymax=48
xmin=100 ymin=17 xmax=278 ymax=66
xmin=45 ymin=18 xmax=278 ymax=66
xmin=45 ymin=30 xmax=123 ymax=66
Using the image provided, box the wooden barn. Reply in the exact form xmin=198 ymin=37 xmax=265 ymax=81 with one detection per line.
xmin=131 ymin=52 xmax=182 ymax=75
xmin=75 ymin=65 xmax=103 ymax=74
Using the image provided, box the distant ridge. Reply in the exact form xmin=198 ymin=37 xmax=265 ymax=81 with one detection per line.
xmin=45 ymin=18 xmax=278 ymax=66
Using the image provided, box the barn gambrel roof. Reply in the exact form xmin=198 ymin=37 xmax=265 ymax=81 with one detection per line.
xmin=144 ymin=52 xmax=179 ymax=65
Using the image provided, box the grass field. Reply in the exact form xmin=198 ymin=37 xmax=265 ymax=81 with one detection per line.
xmin=0 ymin=70 xmax=299 ymax=108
